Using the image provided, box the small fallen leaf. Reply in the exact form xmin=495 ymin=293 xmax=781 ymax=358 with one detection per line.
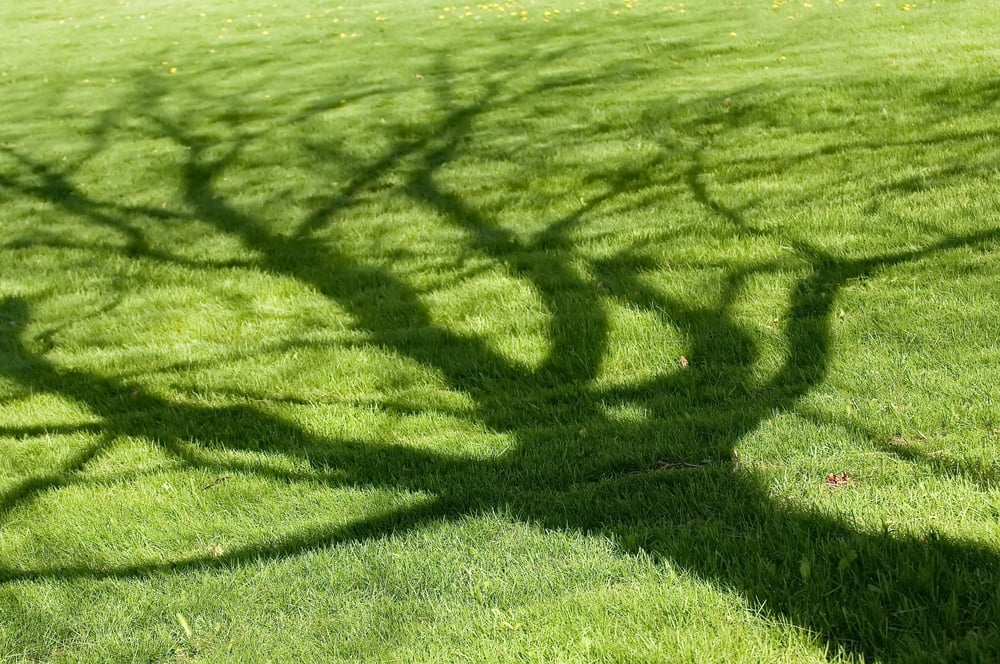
xmin=176 ymin=612 xmax=192 ymax=638
xmin=679 ymin=356 xmax=689 ymax=369
xmin=824 ymin=471 xmax=853 ymax=488
xmin=206 ymin=544 xmax=224 ymax=557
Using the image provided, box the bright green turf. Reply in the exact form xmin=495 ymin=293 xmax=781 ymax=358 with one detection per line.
xmin=1 ymin=0 xmax=999 ymax=661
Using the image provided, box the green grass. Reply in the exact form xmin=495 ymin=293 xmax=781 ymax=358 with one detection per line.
xmin=1 ymin=0 xmax=999 ymax=660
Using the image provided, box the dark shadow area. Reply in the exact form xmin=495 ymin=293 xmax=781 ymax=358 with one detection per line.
xmin=1 ymin=41 xmax=999 ymax=661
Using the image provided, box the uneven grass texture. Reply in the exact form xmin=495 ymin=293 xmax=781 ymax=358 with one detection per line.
xmin=1 ymin=0 xmax=999 ymax=661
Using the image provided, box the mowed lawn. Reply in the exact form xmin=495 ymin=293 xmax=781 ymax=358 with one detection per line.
xmin=1 ymin=0 xmax=998 ymax=660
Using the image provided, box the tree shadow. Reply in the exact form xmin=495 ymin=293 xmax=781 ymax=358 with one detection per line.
xmin=1 ymin=41 xmax=999 ymax=661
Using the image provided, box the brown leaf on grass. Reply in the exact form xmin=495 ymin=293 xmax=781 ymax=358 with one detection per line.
xmin=679 ymin=356 xmax=689 ymax=369
xmin=824 ymin=471 xmax=853 ymax=488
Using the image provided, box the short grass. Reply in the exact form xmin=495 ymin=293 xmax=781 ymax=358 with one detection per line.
xmin=1 ymin=0 xmax=999 ymax=661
